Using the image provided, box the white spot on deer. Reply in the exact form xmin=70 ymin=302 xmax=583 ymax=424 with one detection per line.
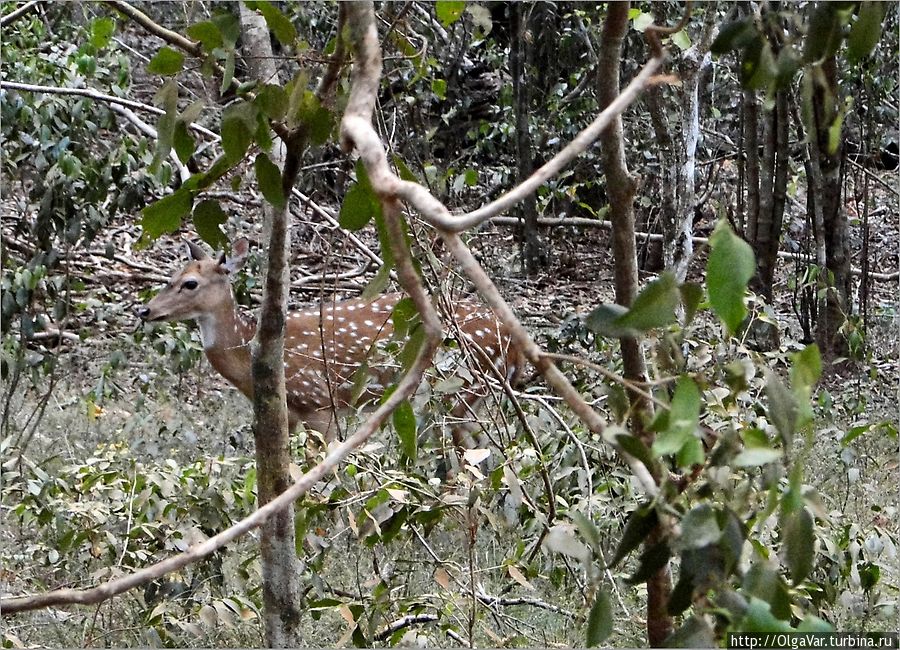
xmin=347 ymin=305 xmax=356 ymax=311
xmin=337 ymin=316 xmax=346 ymax=323
xmin=486 ymin=346 xmax=495 ymax=356
xmin=349 ymin=322 xmax=358 ymax=331
xmin=301 ymin=380 xmax=310 ymax=387
xmin=334 ymin=305 xmax=343 ymax=312
xmin=338 ymin=327 xmax=348 ymax=334
xmin=364 ymin=319 xmax=374 ymax=327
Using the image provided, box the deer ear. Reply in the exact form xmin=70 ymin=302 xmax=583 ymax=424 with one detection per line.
xmin=186 ymin=240 xmax=209 ymax=261
xmin=219 ymin=237 xmax=249 ymax=274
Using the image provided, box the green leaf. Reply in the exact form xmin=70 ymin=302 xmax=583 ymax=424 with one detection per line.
xmin=435 ymin=0 xmax=466 ymax=27
xmin=212 ymin=11 xmax=241 ymax=47
xmin=151 ymin=80 xmax=178 ymax=171
xmin=790 ymin=344 xmax=822 ymax=393
xmin=741 ymin=36 xmax=777 ymax=90
xmin=431 ymin=78 xmax=447 ymax=100
xmin=572 ymin=511 xmax=602 ymax=554
xmin=615 ymin=272 xmax=679 ymax=333
xmin=220 ymin=50 xmax=236 ymax=94
xmin=399 ymin=326 xmax=425 ymax=372
xmin=339 ymin=183 xmax=378 ymax=231
xmin=733 ymin=447 xmax=782 ymax=467
xmin=710 ymin=18 xmax=755 ymax=55
xmin=765 ymin=370 xmax=797 ymax=446
xmin=186 ymin=20 xmax=223 ymax=52
xmin=90 ymin=17 xmax=115 ymax=49
xmin=671 ymin=29 xmax=691 ymax=51
xmin=625 ymin=541 xmax=671 ymax=584
xmin=295 ymin=91 xmax=334 ymax=145
xmin=585 ymin=590 xmax=612 ymax=647
xmin=391 ymin=297 xmax=418 ymax=338
xmin=393 ymin=155 xmax=419 ymax=182
xmin=172 ymin=121 xmax=195 ymax=163
xmin=675 ymin=436 xmax=704 ymax=468
xmin=614 ymin=432 xmax=655 ymax=473
xmin=220 ymin=101 xmax=257 ymax=163
xmin=254 ymin=153 xmax=286 ymax=211
xmin=678 ymin=505 xmax=721 ymax=552
xmin=652 ymin=376 xmax=700 ymax=459
xmin=192 ymin=200 xmax=228 ymax=250
xmin=804 ymin=4 xmax=843 ymax=64
xmin=147 ymin=47 xmax=185 ymax=76
xmin=141 ymin=189 xmax=193 ymax=241
xmin=256 ymin=84 xmax=288 ymax=121
xmin=609 ymin=504 xmax=658 ymax=568
xmin=784 ymin=507 xmax=814 ymax=585
xmin=740 ymin=597 xmax=793 ymax=633
xmin=707 ymin=221 xmax=755 ymax=335
xmin=632 ymin=11 xmax=653 ymax=32
xmin=585 ymin=303 xmax=631 ymax=338
xmin=360 ymin=264 xmax=392 ymax=300
xmin=679 ymin=283 xmax=703 ymax=326
xmin=847 ymin=1 xmax=884 ymax=63
xmin=742 ymin=565 xmax=792 ymax=620
xmin=248 ymin=0 xmax=297 ymax=46
xmin=393 ymin=399 xmax=417 ymax=463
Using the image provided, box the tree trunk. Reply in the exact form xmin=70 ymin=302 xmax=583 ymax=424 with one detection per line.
xmin=812 ymin=56 xmax=851 ymax=358
xmin=239 ymin=5 xmax=303 ymax=646
xmin=510 ymin=2 xmax=545 ymax=273
xmin=596 ymin=2 xmax=672 ymax=645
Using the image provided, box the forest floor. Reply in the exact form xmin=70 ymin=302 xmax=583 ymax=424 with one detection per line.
xmin=2 ymin=183 xmax=898 ymax=646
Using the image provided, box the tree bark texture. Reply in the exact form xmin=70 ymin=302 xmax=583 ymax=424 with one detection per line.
xmin=647 ymin=5 xmax=715 ymax=280
xmin=811 ymin=56 xmax=851 ymax=358
xmin=510 ymin=2 xmax=545 ymax=273
xmin=239 ymin=4 xmax=303 ymax=646
xmin=596 ymin=2 xmax=672 ymax=645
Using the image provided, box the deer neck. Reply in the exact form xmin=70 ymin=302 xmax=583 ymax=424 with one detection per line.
xmin=197 ymin=295 xmax=256 ymax=399
xmin=196 ymin=294 xmax=255 ymax=351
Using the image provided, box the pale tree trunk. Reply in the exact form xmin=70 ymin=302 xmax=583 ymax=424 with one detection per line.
xmin=596 ymin=2 xmax=672 ymax=645
xmin=647 ymin=6 xmax=716 ymax=280
xmin=239 ymin=5 xmax=303 ymax=646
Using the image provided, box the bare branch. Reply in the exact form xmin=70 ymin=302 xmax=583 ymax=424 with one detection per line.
xmin=102 ymin=0 xmax=202 ymax=57
xmin=0 ymin=81 xmax=219 ymax=140
xmin=0 ymin=0 xmax=42 ymax=28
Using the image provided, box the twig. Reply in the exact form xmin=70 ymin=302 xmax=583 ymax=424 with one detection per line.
xmin=0 ymin=81 xmax=219 ymax=140
xmin=485 ymin=216 xmax=899 ymax=282
xmin=102 ymin=0 xmax=202 ymax=57
xmin=109 ymin=104 xmax=190 ymax=182
xmin=0 ymin=0 xmax=42 ymax=27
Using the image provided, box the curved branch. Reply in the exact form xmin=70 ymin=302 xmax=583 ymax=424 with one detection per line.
xmin=343 ymin=55 xmax=665 ymax=232
xmin=102 ymin=0 xmax=202 ymax=57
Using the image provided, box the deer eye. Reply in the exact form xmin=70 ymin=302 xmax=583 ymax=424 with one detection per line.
xmin=181 ymin=279 xmax=199 ymax=290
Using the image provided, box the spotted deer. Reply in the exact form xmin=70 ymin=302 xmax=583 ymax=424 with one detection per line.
xmin=137 ymin=238 xmax=524 ymax=446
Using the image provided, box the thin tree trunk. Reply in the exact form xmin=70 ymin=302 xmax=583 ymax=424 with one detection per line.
xmin=743 ymin=89 xmax=760 ymax=244
xmin=813 ymin=56 xmax=851 ymax=358
xmin=239 ymin=5 xmax=303 ymax=646
xmin=596 ymin=2 xmax=671 ymax=645
xmin=510 ymin=2 xmax=545 ymax=273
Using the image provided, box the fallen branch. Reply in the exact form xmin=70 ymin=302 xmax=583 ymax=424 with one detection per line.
xmin=486 ymin=216 xmax=899 ymax=282
xmin=0 ymin=81 xmax=218 ymax=140
xmin=0 ymin=0 xmax=42 ymax=27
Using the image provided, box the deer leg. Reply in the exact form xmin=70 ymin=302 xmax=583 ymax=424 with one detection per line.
xmin=300 ymin=408 xmax=337 ymax=443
